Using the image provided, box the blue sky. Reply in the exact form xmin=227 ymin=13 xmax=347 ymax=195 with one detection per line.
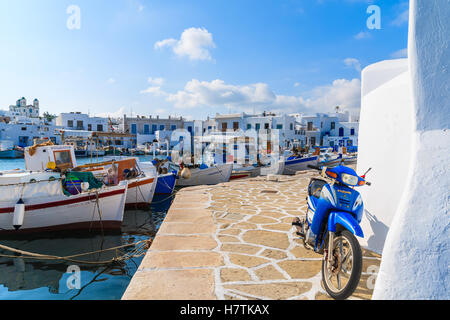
xmin=0 ymin=0 xmax=409 ymax=119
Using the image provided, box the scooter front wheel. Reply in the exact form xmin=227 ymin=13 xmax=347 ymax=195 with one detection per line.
xmin=322 ymin=230 xmax=362 ymax=300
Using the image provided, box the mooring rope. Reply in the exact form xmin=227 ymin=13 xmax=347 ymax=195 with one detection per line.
xmin=0 ymin=239 xmax=152 ymax=265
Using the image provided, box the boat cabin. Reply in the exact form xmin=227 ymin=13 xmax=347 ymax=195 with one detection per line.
xmin=25 ymin=144 xmax=77 ymax=172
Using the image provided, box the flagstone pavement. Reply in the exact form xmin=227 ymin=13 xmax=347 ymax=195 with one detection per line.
xmin=122 ymin=171 xmax=381 ymax=300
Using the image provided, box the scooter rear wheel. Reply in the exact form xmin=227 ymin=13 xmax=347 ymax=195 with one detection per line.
xmin=322 ymin=230 xmax=362 ymax=300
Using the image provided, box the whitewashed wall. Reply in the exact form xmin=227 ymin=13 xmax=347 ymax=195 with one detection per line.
xmin=357 ymin=59 xmax=414 ymax=254
xmin=373 ymin=0 xmax=450 ymax=299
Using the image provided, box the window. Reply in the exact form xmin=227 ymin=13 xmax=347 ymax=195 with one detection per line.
xmin=67 ymin=120 xmax=73 ymax=127
xmin=276 ymin=124 xmax=283 ymax=129
xmin=331 ymin=122 xmax=335 ymax=130
xmin=97 ymin=124 xmax=103 ymax=132
xmin=171 ymin=125 xmax=177 ymax=130
xmin=53 ymin=150 xmax=74 ymax=169
xmin=88 ymin=124 xmax=92 ymax=131
xmin=160 ymin=125 xmax=165 ymax=130
xmin=144 ymin=124 xmax=150 ymax=134
xmin=21 ymin=127 xmax=26 ymax=131
xmin=208 ymin=126 xmax=212 ymax=130
xmin=152 ymin=124 xmax=157 ymax=134
xmin=255 ymin=123 xmax=261 ymax=130
xmin=233 ymin=122 xmax=239 ymax=131
xmin=350 ymin=128 xmax=355 ymax=136
xmin=290 ymin=123 xmax=293 ymax=130
xmin=221 ymin=123 xmax=227 ymax=132
xmin=307 ymin=122 xmax=313 ymax=131
xmin=187 ymin=126 xmax=193 ymax=133
xmin=131 ymin=123 xmax=137 ymax=134
xmin=247 ymin=124 xmax=252 ymax=130
xmin=264 ymin=123 xmax=270 ymax=129
xmin=76 ymin=121 xmax=83 ymax=129
xmin=339 ymin=127 xmax=344 ymax=137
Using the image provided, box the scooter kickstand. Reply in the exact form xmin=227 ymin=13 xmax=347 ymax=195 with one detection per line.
xmin=292 ymin=217 xmax=305 ymax=238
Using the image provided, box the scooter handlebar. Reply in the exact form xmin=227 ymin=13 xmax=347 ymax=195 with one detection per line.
xmin=365 ymin=181 xmax=372 ymax=186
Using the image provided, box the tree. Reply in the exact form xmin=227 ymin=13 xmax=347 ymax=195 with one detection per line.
xmin=43 ymin=112 xmax=57 ymax=123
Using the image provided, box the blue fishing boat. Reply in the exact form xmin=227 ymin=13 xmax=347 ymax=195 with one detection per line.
xmin=154 ymin=172 xmax=177 ymax=195
xmin=319 ymin=153 xmax=343 ymax=167
xmin=283 ymin=155 xmax=319 ymax=175
xmin=0 ymin=141 xmax=24 ymax=159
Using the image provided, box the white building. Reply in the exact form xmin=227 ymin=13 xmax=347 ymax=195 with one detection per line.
xmin=9 ymin=97 xmax=40 ymax=118
xmin=213 ymin=112 xmax=300 ymax=149
xmin=291 ymin=109 xmax=359 ymax=150
xmin=55 ymin=112 xmax=110 ymax=132
xmin=0 ymin=118 xmax=62 ymax=147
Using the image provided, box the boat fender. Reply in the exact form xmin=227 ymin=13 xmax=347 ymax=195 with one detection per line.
xmin=181 ymin=168 xmax=191 ymax=179
xmin=13 ymin=198 xmax=25 ymax=231
xmin=81 ymin=182 xmax=90 ymax=192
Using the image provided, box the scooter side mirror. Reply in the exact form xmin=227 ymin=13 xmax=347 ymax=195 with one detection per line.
xmin=361 ymin=167 xmax=372 ymax=179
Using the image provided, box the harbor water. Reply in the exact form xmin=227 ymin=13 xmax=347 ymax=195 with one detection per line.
xmin=0 ymin=156 xmax=173 ymax=300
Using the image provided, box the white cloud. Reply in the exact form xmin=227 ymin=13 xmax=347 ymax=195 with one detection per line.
xmin=138 ymin=4 xmax=144 ymax=12
xmin=391 ymin=48 xmax=408 ymax=59
xmin=305 ymin=79 xmax=361 ymax=113
xmin=154 ymin=38 xmax=177 ymax=50
xmin=94 ymin=107 xmax=125 ymax=118
xmin=294 ymin=82 xmax=301 ymax=87
xmin=148 ymin=77 xmax=164 ymax=86
xmin=140 ymin=78 xmax=361 ymax=114
xmin=154 ymin=27 xmax=216 ymax=61
xmin=107 ymin=78 xmax=116 ymax=84
xmin=391 ymin=8 xmax=409 ymax=26
xmin=354 ymin=31 xmax=371 ymax=40
xmin=140 ymin=86 xmax=166 ymax=96
xmin=344 ymin=58 xmax=362 ymax=72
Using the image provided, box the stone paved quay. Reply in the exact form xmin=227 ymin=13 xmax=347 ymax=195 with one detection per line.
xmin=122 ymin=171 xmax=381 ymax=300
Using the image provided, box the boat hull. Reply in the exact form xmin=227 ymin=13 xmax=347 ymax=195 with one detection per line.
xmin=260 ymin=159 xmax=285 ymax=176
xmin=177 ymin=163 xmax=233 ymax=186
xmin=0 ymin=149 xmax=24 ymax=159
xmin=230 ymin=171 xmax=252 ymax=180
xmin=125 ymin=176 xmax=157 ymax=208
xmin=283 ymin=156 xmax=319 ymax=175
xmin=155 ymin=173 xmax=177 ymax=195
xmin=0 ymin=184 xmax=127 ymax=234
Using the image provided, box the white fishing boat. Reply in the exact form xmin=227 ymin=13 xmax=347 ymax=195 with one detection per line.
xmin=259 ymin=157 xmax=285 ymax=176
xmin=230 ymin=164 xmax=261 ymax=180
xmin=78 ymin=156 xmax=158 ymax=208
xmin=175 ymin=163 xmax=233 ymax=187
xmin=0 ymin=143 xmax=128 ymax=234
xmin=282 ymin=155 xmax=319 ymax=175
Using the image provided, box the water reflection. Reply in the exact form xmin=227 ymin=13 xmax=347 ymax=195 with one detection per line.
xmin=0 ymin=195 xmax=173 ymax=300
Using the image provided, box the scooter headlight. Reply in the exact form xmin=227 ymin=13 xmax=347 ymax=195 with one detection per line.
xmin=341 ymin=173 xmax=359 ymax=186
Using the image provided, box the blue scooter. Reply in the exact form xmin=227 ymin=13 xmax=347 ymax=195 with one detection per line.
xmin=292 ymin=165 xmax=371 ymax=300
